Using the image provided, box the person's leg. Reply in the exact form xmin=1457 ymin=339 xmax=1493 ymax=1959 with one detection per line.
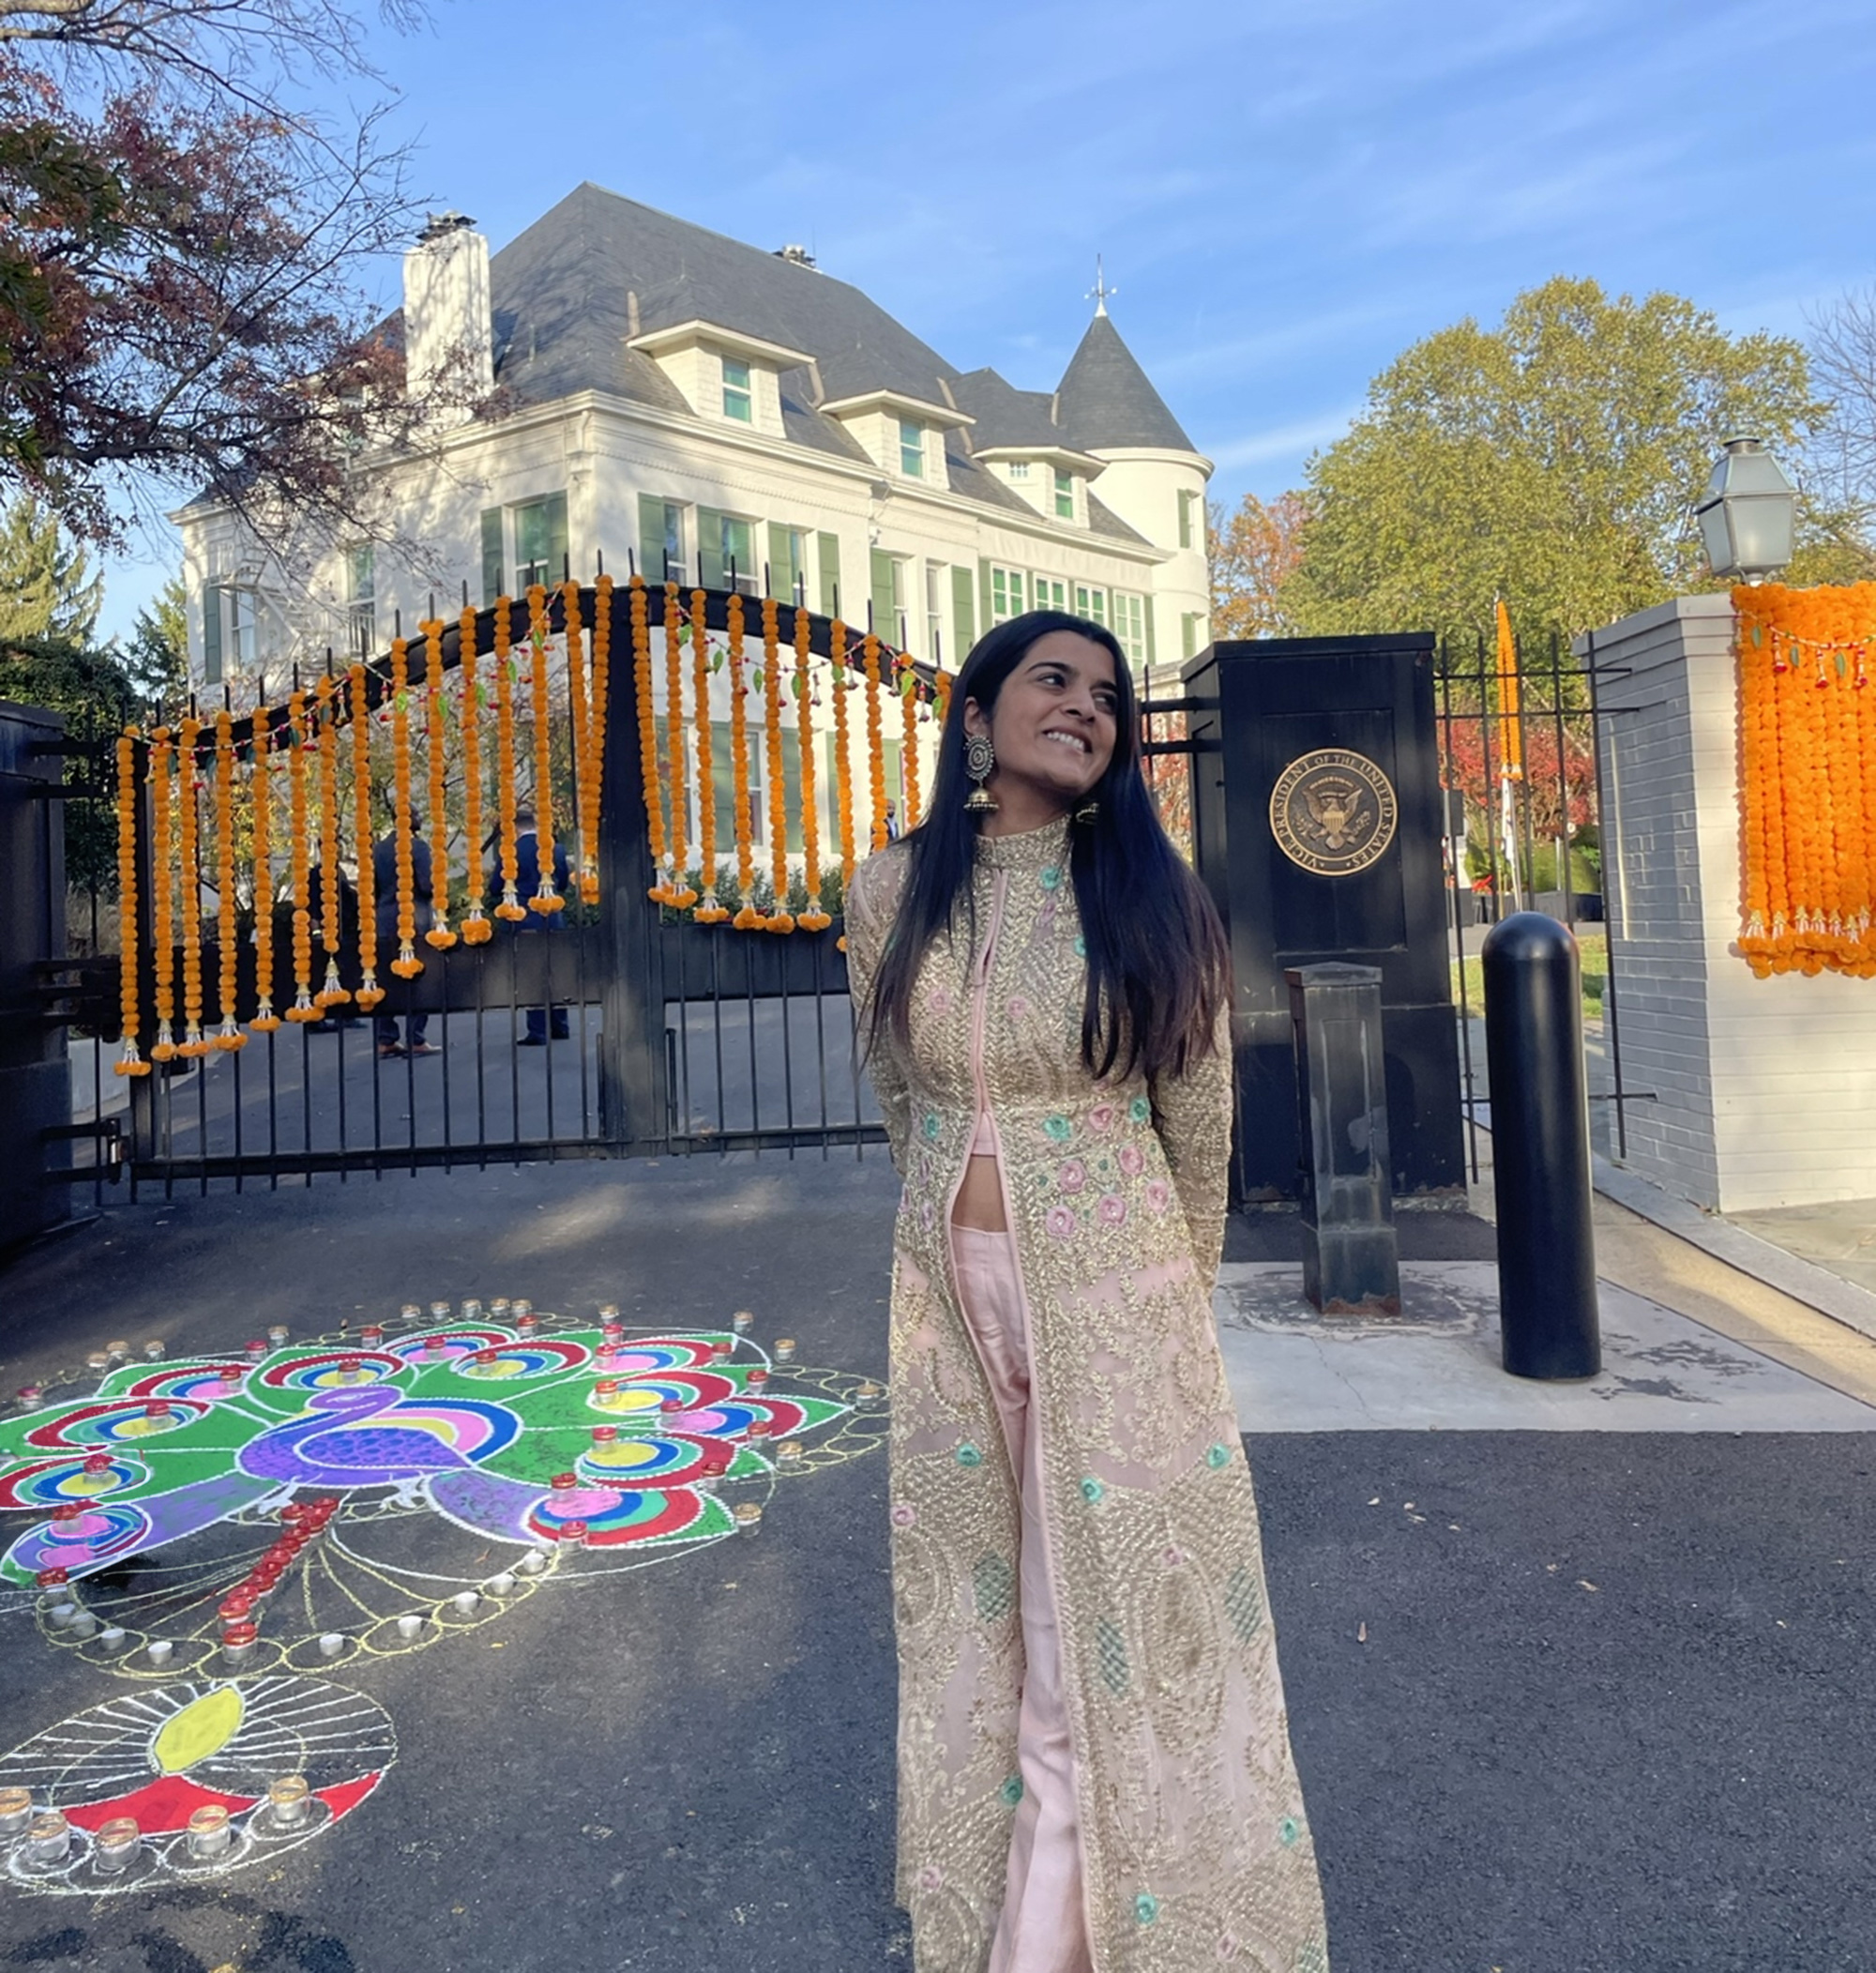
xmin=407 ymin=1013 xmax=432 ymax=1053
xmin=523 ymin=1008 xmax=547 ymax=1042
xmin=549 ymin=1003 xmax=569 ymax=1040
xmin=375 ymin=1016 xmax=401 ymax=1054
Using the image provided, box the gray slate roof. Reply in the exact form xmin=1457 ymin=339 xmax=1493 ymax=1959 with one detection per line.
xmin=474 ymin=184 xmax=1194 ymax=513
xmin=1055 ymin=313 xmax=1198 ymax=453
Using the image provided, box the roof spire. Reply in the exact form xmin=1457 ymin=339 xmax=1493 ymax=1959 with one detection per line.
xmin=1087 ymin=253 xmax=1115 ymax=319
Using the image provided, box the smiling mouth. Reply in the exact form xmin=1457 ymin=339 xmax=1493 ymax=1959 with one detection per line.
xmin=1041 ymin=731 xmax=1090 ymax=755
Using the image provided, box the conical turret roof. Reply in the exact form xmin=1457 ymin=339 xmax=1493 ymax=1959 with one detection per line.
xmin=1055 ymin=312 xmax=1197 ymax=454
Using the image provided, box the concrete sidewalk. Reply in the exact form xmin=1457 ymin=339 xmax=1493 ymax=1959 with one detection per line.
xmin=0 ymin=1156 xmax=1870 ymax=1971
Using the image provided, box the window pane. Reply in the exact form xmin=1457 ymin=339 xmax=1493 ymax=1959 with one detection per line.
xmin=723 ymin=515 xmax=754 ymax=590
xmin=1054 ymin=470 xmax=1073 ymax=518
xmin=899 ymin=419 xmax=923 ymax=477
xmin=1008 ymin=461 xmax=1030 ymax=480
xmin=722 ymin=356 xmax=752 ymax=422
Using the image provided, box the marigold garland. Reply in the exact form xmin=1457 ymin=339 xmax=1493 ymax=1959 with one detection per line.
xmin=492 ymin=599 xmax=526 ymax=922
xmin=388 ymin=640 xmax=424 ymax=979
xmin=761 ymin=596 xmax=794 ymax=933
xmin=729 ymin=588 xmax=761 ymax=929
xmin=794 ymin=604 xmax=830 ymax=931
xmin=563 ymin=578 xmax=597 ymax=908
xmin=284 ymin=693 xmax=319 ymax=1019
xmin=1733 ymin=582 xmax=1876 ymax=978
xmin=660 ymin=584 xmax=693 ymax=906
xmin=148 ymin=729 xmax=176 ymax=1059
xmin=692 ymin=591 xmax=728 ymax=922
xmin=583 ymin=572 xmax=613 ymax=905
xmin=313 ymin=674 xmax=353 ymax=1000
xmin=631 ymin=577 xmax=668 ymax=903
xmin=175 ymin=715 xmax=208 ymax=1054
xmin=422 ymin=619 xmax=458 ymax=948
xmin=350 ymin=662 xmax=385 ymax=1006
xmin=249 ymin=709 xmax=280 ymax=1030
xmin=213 ymin=709 xmax=245 ymax=1048
xmin=113 ymin=732 xmax=149 ymax=1076
xmin=934 ymin=667 xmax=952 ymax=732
xmin=526 ymin=584 xmax=564 ymax=914
xmin=829 ymin=618 xmax=855 ymax=897
xmin=862 ymin=630 xmax=888 ymax=856
xmin=899 ymin=658 xmax=922 ymax=830
xmin=457 ymin=604 xmax=492 ymax=945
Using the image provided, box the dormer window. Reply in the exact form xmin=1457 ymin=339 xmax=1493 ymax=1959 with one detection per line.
xmin=1053 ymin=469 xmax=1074 ymax=519
xmin=1008 ymin=461 xmax=1031 ymax=481
xmin=899 ymin=419 xmax=925 ymax=478
xmin=722 ymin=357 xmax=753 ymax=423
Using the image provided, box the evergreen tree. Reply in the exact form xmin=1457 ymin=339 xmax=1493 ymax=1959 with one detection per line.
xmin=0 ymin=493 xmax=103 ymax=643
xmin=120 ymin=573 xmax=189 ymax=706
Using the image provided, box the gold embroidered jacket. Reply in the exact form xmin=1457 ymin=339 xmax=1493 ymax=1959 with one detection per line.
xmin=844 ymin=818 xmax=1330 ymax=1973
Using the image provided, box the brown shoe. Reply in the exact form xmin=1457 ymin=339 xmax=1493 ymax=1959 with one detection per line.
xmin=406 ymin=1041 xmax=440 ymax=1057
xmin=377 ymin=1042 xmax=405 ymax=1059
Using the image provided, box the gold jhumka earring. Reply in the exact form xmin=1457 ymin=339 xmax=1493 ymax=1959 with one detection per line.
xmin=963 ymin=734 xmax=998 ymax=813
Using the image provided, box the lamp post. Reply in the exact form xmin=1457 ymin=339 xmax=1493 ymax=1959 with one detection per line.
xmin=1695 ymin=437 xmax=1796 ymax=584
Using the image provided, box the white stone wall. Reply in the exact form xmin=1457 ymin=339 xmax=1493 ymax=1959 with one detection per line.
xmin=1589 ymin=591 xmax=1876 ymax=1210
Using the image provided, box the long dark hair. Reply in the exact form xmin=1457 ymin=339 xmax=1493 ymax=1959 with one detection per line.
xmin=863 ymin=609 xmax=1229 ymax=1083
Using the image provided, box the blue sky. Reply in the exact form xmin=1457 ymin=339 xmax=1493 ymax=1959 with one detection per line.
xmin=96 ymin=0 xmax=1876 ymax=639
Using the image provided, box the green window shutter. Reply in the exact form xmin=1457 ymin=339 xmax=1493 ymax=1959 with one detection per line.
xmin=1180 ymin=613 xmax=1196 ymax=660
xmin=201 ymin=584 xmax=222 ymax=685
xmin=767 ymin=522 xmax=792 ymax=599
xmin=817 ymin=532 xmax=840 ymax=616
xmin=480 ymin=508 xmax=504 ymax=603
xmin=950 ymin=565 xmax=976 ymax=660
xmin=1143 ymin=599 xmax=1157 ymax=665
xmin=545 ymin=492 xmax=568 ymax=584
xmin=870 ymin=548 xmax=896 ymax=637
xmin=638 ymin=494 xmax=668 ymax=584
xmin=1176 ymin=490 xmax=1193 ymax=550
xmin=978 ymin=557 xmax=993 ymax=636
xmin=697 ymin=508 xmax=725 ymax=590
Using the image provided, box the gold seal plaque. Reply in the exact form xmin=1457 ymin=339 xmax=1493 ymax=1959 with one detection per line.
xmin=1269 ymin=748 xmax=1399 ymax=876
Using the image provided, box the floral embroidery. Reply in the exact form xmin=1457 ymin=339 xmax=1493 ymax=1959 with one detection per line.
xmin=1278 ymin=1815 xmax=1301 ymax=1847
xmin=1145 ymin=1178 xmax=1172 ymax=1214
xmin=1097 ymin=1192 xmax=1127 ymax=1227
xmin=1206 ymin=1442 xmax=1231 ymax=1469
xmin=1006 ymin=994 xmax=1031 ymax=1021
xmin=922 ymin=1112 xmax=942 ymax=1141
xmin=1044 ymin=1115 xmax=1072 ymax=1144
xmin=1081 ymin=1476 xmax=1105 ymax=1504
xmin=1134 ymin=1891 xmax=1159 ymax=1926
xmin=1046 ymin=1205 xmax=1078 ymax=1240
xmin=1128 ymin=1094 xmax=1152 ymax=1124
xmin=1074 ymin=934 xmax=1086 ymax=958
xmin=1058 ymin=1159 xmax=1086 ymax=1193
xmin=1039 ymin=865 xmax=1062 ymax=891
xmin=925 ymin=986 xmax=953 ymax=1016
xmin=1217 ymin=1934 xmax=1241 ymax=1963
xmin=1118 ymin=1143 xmax=1145 ymax=1176
xmin=1087 ymin=1102 xmax=1115 ymax=1133
xmin=1000 ymin=1775 xmax=1024 ymax=1808
xmin=917 ymin=1864 xmax=945 ymax=1891
xmin=1162 ymin=1543 xmax=1185 ymax=1568
xmin=891 ymin=1502 xmax=917 ymax=1527
xmin=956 ymin=1441 xmax=983 ymax=1469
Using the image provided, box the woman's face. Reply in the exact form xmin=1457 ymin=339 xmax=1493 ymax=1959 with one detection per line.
xmin=964 ymin=631 xmax=1119 ymax=815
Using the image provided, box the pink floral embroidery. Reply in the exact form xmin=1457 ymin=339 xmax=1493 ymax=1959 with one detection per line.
xmin=891 ymin=1503 xmax=917 ymax=1527
xmin=917 ymin=1864 xmax=945 ymax=1891
xmin=925 ymin=986 xmax=953 ymax=1016
xmin=1046 ymin=1205 xmax=1078 ymax=1240
xmin=1118 ymin=1143 xmax=1144 ymax=1176
xmin=1006 ymin=994 xmax=1031 ymax=1021
xmin=1097 ymin=1192 xmax=1127 ymax=1227
xmin=1162 ymin=1543 xmax=1186 ymax=1568
xmin=1057 ymin=1159 xmax=1086 ymax=1193
xmin=1087 ymin=1102 xmax=1115 ymax=1133
xmin=1145 ymin=1179 xmax=1172 ymax=1214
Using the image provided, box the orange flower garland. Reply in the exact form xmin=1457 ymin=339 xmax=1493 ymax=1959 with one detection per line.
xmin=583 ymin=572 xmax=613 ymax=905
xmin=899 ymin=658 xmax=922 ymax=829
xmin=249 ymin=708 xmax=280 ymax=1030
xmin=563 ymin=577 xmax=597 ymax=907
xmin=457 ymin=604 xmax=492 ymax=945
xmin=862 ymin=630 xmax=888 ymax=855
xmin=113 ymin=732 xmax=149 ymax=1075
xmin=631 ymin=577 xmax=668 ymax=903
xmin=388 ymin=639 xmax=424 ymax=979
xmin=284 ymin=692 xmax=319 ymax=1019
xmin=492 ymin=599 xmax=526 ymax=922
xmin=692 ymin=593 xmax=728 ymax=922
xmin=526 ymin=584 xmax=564 ymax=914
xmin=794 ymin=604 xmax=830 ymax=931
xmin=148 ymin=729 xmax=176 ymax=1059
xmin=729 ymin=586 xmax=761 ymax=930
xmin=829 ymin=618 xmax=855 ymax=897
xmin=660 ymin=584 xmax=693 ymax=907
xmin=213 ymin=709 xmax=245 ymax=1048
xmin=423 ymin=619 xmax=458 ymax=948
xmin=175 ymin=715 xmax=208 ymax=1054
xmin=1733 ymin=582 xmax=1876 ymax=978
xmin=350 ymin=662 xmax=385 ymax=1007
xmin=934 ymin=667 xmax=952 ymax=732
xmin=762 ymin=596 xmax=794 ymax=933
xmin=314 ymin=675 xmax=353 ymax=999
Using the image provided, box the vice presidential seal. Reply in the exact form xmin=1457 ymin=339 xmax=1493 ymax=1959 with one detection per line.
xmin=1269 ymin=749 xmax=1399 ymax=876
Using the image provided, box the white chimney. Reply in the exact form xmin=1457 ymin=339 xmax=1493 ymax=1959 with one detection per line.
xmin=402 ymin=213 xmax=492 ymax=418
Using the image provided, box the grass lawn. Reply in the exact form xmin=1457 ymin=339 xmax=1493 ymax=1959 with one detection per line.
xmin=1452 ymin=927 xmax=1607 ymax=1023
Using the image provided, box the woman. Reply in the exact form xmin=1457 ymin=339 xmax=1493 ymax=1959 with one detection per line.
xmin=844 ymin=612 xmax=1329 ymax=1973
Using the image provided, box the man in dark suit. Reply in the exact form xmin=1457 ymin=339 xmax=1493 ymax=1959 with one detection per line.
xmin=372 ymin=815 xmax=437 ymax=1057
xmin=512 ymin=810 xmax=571 ymax=1044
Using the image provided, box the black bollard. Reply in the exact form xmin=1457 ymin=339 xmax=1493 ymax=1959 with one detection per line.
xmin=1481 ymin=912 xmax=1600 ymax=1379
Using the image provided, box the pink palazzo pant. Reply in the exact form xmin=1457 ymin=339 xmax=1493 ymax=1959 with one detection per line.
xmin=949 ymin=1223 xmax=1095 ymax=1973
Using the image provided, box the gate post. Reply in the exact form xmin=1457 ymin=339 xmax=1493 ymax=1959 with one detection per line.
xmin=0 ymin=701 xmax=70 ymax=1248
xmin=593 ymin=587 xmax=670 ymax=1149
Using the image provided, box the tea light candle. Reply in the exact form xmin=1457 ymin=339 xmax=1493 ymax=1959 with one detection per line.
xmin=732 ymin=1310 xmax=754 ymax=1333
xmin=86 ymin=1349 xmax=111 ymax=1372
xmin=147 ymin=1639 xmax=173 ymax=1666
xmin=857 ymin=1380 xmax=884 ymax=1404
xmin=512 ymin=1299 xmax=533 ymax=1322
xmin=46 ymin=1603 xmax=76 ymax=1630
xmin=556 ymin=1519 xmax=588 ymax=1545
xmin=461 ymin=1299 xmax=483 ymax=1320
xmin=186 ymin=1804 xmax=232 ymax=1860
xmin=244 ymin=1339 xmax=267 ymax=1363
xmin=490 ymin=1298 xmax=511 ymax=1316
xmin=709 ymin=1338 xmax=732 ymax=1359
xmin=733 ymin=1502 xmax=763 ymax=1537
xmin=747 ymin=1368 xmax=769 ymax=1391
xmin=776 ymin=1439 xmax=805 ymax=1465
xmin=401 ymin=1303 xmax=423 ymax=1321
xmin=0 ymin=1788 xmax=33 ymax=1836
xmin=598 ymin=1303 xmax=620 ymax=1322
xmin=94 ymin=1816 xmax=140 ymax=1872
xmin=107 ymin=1339 xmax=130 ymax=1362
xmin=594 ymin=1378 xmax=621 ymax=1408
xmin=317 ymin=1632 xmax=345 ymax=1659
xmin=267 ymin=1325 xmax=290 ymax=1346
xmin=748 ymin=1419 xmax=773 ymax=1441
xmin=395 ymin=1614 xmax=423 ymax=1641
xmin=359 ymin=1325 xmax=385 ymax=1347
xmin=452 ymin=1589 xmax=479 ymax=1615
xmin=69 ymin=1611 xmax=97 ymax=1639
xmin=267 ymin=1775 xmax=310 ymax=1828
xmin=26 ymin=1812 xmax=70 ymax=1864
xmin=772 ymin=1338 xmax=796 ymax=1363
xmin=516 ymin=1546 xmax=548 ymax=1576
xmin=98 ymin=1626 xmax=127 ymax=1651
xmin=487 ymin=1571 xmax=516 ymax=1596
xmin=429 ymin=1300 xmax=452 ymax=1320
xmin=17 ymin=1384 xmax=43 ymax=1406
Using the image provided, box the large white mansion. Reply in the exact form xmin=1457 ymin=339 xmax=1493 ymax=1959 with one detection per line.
xmin=179 ymin=183 xmax=1213 ymax=691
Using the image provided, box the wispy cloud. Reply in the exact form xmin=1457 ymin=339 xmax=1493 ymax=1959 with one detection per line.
xmin=1208 ymin=408 xmax=1362 ymax=472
